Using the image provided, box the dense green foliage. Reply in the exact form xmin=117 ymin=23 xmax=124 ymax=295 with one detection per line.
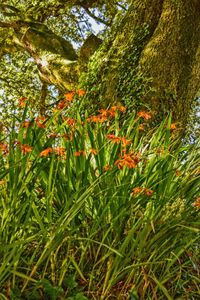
xmin=0 ymin=1 xmax=200 ymax=299
xmin=0 ymin=98 xmax=199 ymax=299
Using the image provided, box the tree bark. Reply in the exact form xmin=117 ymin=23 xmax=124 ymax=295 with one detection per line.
xmin=86 ymin=0 xmax=200 ymax=128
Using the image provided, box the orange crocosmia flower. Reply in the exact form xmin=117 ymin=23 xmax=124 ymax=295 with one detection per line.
xmin=131 ymin=187 xmax=143 ymax=196
xmin=54 ymin=147 xmax=66 ymax=156
xmin=36 ymin=116 xmax=46 ymax=128
xmin=103 ymin=164 xmax=110 ymax=172
xmin=144 ymin=188 xmax=154 ymax=197
xmin=64 ymin=91 xmax=75 ymax=102
xmin=170 ymin=123 xmax=177 ymax=130
xmin=106 ymin=134 xmax=121 ymax=144
xmin=118 ymin=106 xmax=126 ymax=113
xmin=107 ymin=135 xmax=131 ymax=147
xmin=20 ymin=144 xmax=32 ymax=154
xmin=90 ymin=148 xmax=97 ymax=155
xmin=64 ymin=118 xmax=76 ymax=127
xmin=22 ymin=121 xmax=31 ymax=128
xmin=99 ymin=109 xmax=109 ymax=117
xmin=0 ymin=143 xmax=9 ymax=154
xmin=137 ymin=111 xmax=152 ymax=120
xmin=74 ymin=150 xmax=85 ymax=157
xmin=57 ymin=101 xmax=66 ymax=110
xmin=193 ymin=197 xmax=200 ymax=208
xmin=115 ymin=152 xmax=140 ymax=169
xmin=77 ymin=89 xmax=86 ymax=97
xmin=139 ymin=123 xmax=145 ymax=131
xmin=120 ymin=137 xmax=131 ymax=147
xmin=40 ymin=147 xmax=53 ymax=157
xmin=87 ymin=115 xmax=107 ymax=123
xmin=19 ymin=97 xmax=27 ymax=108
xmin=175 ymin=169 xmax=181 ymax=177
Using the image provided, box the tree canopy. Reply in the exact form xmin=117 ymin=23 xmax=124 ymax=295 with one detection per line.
xmin=0 ymin=0 xmax=127 ymax=118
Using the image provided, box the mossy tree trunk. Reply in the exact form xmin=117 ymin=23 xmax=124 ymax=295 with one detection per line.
xmin=86 ymin=0 xmax=200 ymax=128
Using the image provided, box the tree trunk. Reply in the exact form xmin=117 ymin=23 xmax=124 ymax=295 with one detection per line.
xmin=86 ymin=0 xmax=200 ymax=128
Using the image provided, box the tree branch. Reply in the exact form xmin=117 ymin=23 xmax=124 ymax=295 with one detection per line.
xmin=83 ymin=7 xmax=111 ymax=26
xmin=0 ymin=21 xmax=18 ymax=28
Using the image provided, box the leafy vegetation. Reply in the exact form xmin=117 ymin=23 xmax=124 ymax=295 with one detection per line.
xmin=0 ymin=94 xmax=199 ymax=299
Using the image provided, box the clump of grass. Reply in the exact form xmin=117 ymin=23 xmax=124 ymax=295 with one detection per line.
xmin=0 ymin=100 xmax=199 ymax=299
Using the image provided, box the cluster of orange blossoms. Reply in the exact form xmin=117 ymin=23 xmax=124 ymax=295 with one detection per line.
xmin=64 ymin=118 xmax=77 ymax=128
xmin=57 ymin=89 xmax=86 ymax=110
xmin=115 ymin=152 xmax=140 ymax=169
xmin=131 ymin=187 xmax=154 ymax=197
xmin=107 ymin=134 xmax=131 ymax=147
xmin=137 ymin=111 xmax=152 ymax=120
xmin=40 ymin=147 xmax=66 ymax=157
xmin=87 ymin=106 xmax=126 ymax=123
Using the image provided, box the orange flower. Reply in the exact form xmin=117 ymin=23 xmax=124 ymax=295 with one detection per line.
xmin=144 ymin=188 xmax=154 ymax=197
xmin=90 ymin=148 xmax=97 ymax=155
xmin=131 ymin=187 xmax=143 ymax=196
xmin=107 ymin=134 xmax=121 ymax=144
xmin=115 ymin=152 xmax=140 ymax=169
xmin=20 ymin=144 xmax=32 ymax=154
xmin=22 ymin=121 xmax=31 ymax=128
xmin=120 ymin=137 xmax=131 ymax=147
xmin=64 ymin=91 xmax=75 ymax=102
xmin=36 ymin=116 xmax=46 ymax=128
xmin=175 ymin=169 xmax=181 ymax=177
xmin=193 ymin=197 xmax=200 ymax=208
xmin=131 ymin=187 xmax=153 ymax=197
xmin=139 ymin=123 xmax=145 ymax=131
xmin=74 ymin=150 xmax=85 ymax=157
xmin=137 ymin=111 xmax=152 ymax=120
xmin=57 ymin=101 xmax=66 ymax=109
xmin=64 ymin=118 xmax=76 ymax=127
xmin=87 ymin=115 xmax=107 ymax=123
xmin=108 ymin=106 xmax=117 ymax=117
xmin=54 ymin=147 xmax=66 ymax=156
xmin=77 ymin=89 xmax=86 ymax=97
xmin=0 ymin=143 xmax=9 ymax=155
xmin=19 ymin=97 xmax=27 ymax=108
xmin=170 ymin=123 xmax=177 ymax=130
xmin=40 ymin=147 xmax=53 ymax=157
xmin=103 ymin=164 xmax=110 ymax=172
xmin=99 ymin=109 xmax=109 ymax=117
xmin=118 ymin=106 xmax=126 ymax=113
xmin=107 ymin=135 xmax=131 ymax=147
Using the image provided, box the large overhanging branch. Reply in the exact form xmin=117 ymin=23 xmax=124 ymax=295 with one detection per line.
xmin=0 ymin=21 xmax=18 ymax=28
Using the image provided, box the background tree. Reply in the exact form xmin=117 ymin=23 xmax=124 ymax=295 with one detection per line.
xmin=0 ymin=0 xmax=199 ymax=132
xmin=0 ymin=0 xmax=127 ymax=120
